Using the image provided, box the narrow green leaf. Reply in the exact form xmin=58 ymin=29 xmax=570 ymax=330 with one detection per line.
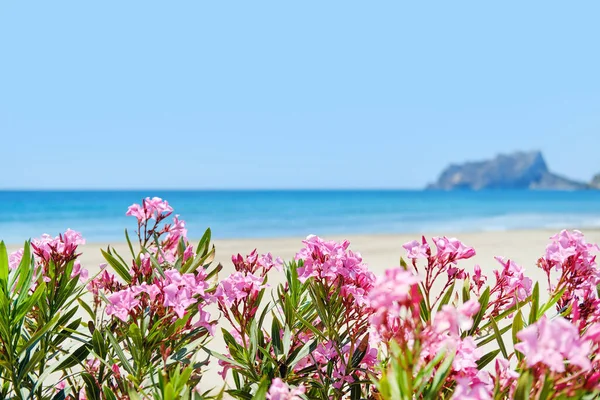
xmin=476 ymin=349 xmax=501 ymax=370
xmin=512 ymin=310 xmax=525 ymax=361
xmin=437 ymin=282 xmax=455 ymax=311
xmin=513 ymin=370 xmax=533 ymax=400
xmin=271 ymin=316 xmax=283 ymax=356
xmin=538 ymin=287 xmax=567 ymax=316
xmin=101 ymin=249 xmax=131 ymax=282
xmin=0 ymin=241 xmax=8 ymax=284
xmin=56 ymin=343 xmax=91 ymax=370
xmin=106 ymin=330 xmax=134 ymax=375
xmin=529 ymin=282 xmax=539 ymax=324
xmin=490 ymin=317 xmax=508 ymax=359
xmin=468 ymin=287 xmax=490 ymax=335
xmin=252 ymin=377 xmax=270 ymax=400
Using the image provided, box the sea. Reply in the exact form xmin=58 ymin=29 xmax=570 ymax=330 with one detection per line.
xmin=0 ymin=190 xmax=599 ymax=244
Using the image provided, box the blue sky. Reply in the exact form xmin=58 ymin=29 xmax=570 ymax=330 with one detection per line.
xmin=1 ymin=1 xmax=599 ymax=189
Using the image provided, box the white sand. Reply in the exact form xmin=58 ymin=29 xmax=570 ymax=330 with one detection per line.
xmin=8 ymin=229 xmax=600 ymax=393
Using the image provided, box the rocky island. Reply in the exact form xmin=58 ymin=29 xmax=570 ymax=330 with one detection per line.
xmin=427 ymin=151 xmax=596 ymax=190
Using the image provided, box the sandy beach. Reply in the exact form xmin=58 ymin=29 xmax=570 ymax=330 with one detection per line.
xmin=8 ymin=228 xmax=600 ymax=392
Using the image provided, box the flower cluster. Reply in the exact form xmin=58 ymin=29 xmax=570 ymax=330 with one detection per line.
xmin=403 ymin=236 xmax=475 ymax=310
xmin=539 ymin=230 xmax=600 ymax=327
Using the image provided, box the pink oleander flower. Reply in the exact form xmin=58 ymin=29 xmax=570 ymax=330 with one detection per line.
xmin=163 ymin=283 xmax=197 ymax=318
xmin=515 ymin=316 xmax=591 ymax=372
xmin=85 ymin=358 xmax=100 ymax=373
xmin=434 ymin=299 xmax=480 ymax=335
xmin=472 ymin=264 xmax=487 ymax=293
xmin=494 ymin=357 xmax=518 ymax=394
xmin=403 ymin=237 xmax=430 ymax=259
xmin=106 ymin=288 xmax=140 ymax=322
xmin=111 ymin=363 xmax=122 ymax=379
xmin=183 ymin=244 xmax=195 ymax=262
xmin=9 ymin=248 xmax=23 ymax=270
xmin=432 ymin=236 xmax=476 ymax=262
xmin=214 ymin=271 xmax=267 ymax=307
xmin=369 ymin=268 xmax=421 ymax=311
xmin=452 ymin=336 xmax=482 ymax=371
xmin=70 ymin=260 xmax=89 ymax=282
xmin=489 ymin=257 xmax=533 ymax=313
xmin=452 ymin=372 xmax=493 ymax=400
xmin=126 ymin=197 xmax=173 ymax=222
xmin=266 ymin=378 xmax=305 ymax=400
xmin=545 ymin=230 xmax=599 ymax=267
xmin=295 ymin=235 xmax=376 ymax=311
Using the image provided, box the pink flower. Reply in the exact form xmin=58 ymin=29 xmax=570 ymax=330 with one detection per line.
xmin=214 ymin=271 xmax=267 ymax=307
xmin=106 ymin=288 xmax=140 ymax=322
xmin=9 ymin=248 xmax=23 ymax=270
xmin=195 ymin=307 xmax=215 ymax=335
xmin=369 ymin=268 xmax=420 ymax=311
xmin=452 ymin=336 xmax=482 ymax=371
xmin=126 ymin=203 xmax=146 ymax=221
xmin=515 ymin=316 xmax=591 ymax=372
xmin=70 ymin=260 xmax=89 ymax=282
xmin=494 ymin=357 xmax=518 ymax=394
xmin=490 ymin=257 xmax=533 ymax=310
xmin=111 ymin=363 xmax=122 ymax=379
xmin=432 ymin=236 xmax=476 ymax=262
xmin=126 ymin=197 xmax=173 ymax=222
xmin=403 ymin=237 xmax=430 ymax=259
xmin=435 ymin=300 xmax=480 ymax=335
xmin=452 ymin=373 xmax=492 ymax=400
xmin=85 ymin=358 xmax=100 ymax=373
xmin=472 ymin=264 xmax=487 ymax=293
xmin=163 ymin=283 xmax=197 ymax=318
xmin=546 ymin=230 xmax=599 ymax=267
xmin=266 ymin=378 xmax=305 ymax=400
xmin=183 ymin=245 xmax=195 ymax=262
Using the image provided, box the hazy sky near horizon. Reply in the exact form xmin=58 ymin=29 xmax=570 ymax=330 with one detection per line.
xmin=1 ymin=2 xmax=599 ymax=189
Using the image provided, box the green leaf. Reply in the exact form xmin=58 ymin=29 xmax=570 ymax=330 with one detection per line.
xmin=538 ymin=286 xmax=567 ymax=316
xmin=513 ymin=370 xmax=533 ymax=400
xmin=512 ymin=310 xmax=525 ymax=361
xmin=271 ymin=316 xmax=283 ymax=356
xmin=468 ymin=287 xmax=490 ymax=335
xmin=423 ymin=352 xmax=454 ymax=400
xmin=490 ymin=317 xmax=508 ymax=359
xmin=476 ymin=323 xmax=511 ymax=347
xmin=0 ymin=241 xmax=8 ymax=285
xmin=252 ymin=376 xmax=270 ymax=400
xmin=124 ymin=229 xmax=137 ymax=259
xmin=529 ymin=282 xmax=539 ymax=324
xmin=20 ymin=312 xmax=62 ymax=356
xmin=92 ymin=330 xmax=107 ymax=360
xmin=476 ymin=349 xmax=501 ymax=370
xmin=196 ymin=228 xmax=212 ymax=256
xmin=103 ymin=386 xmax=118 ymax=400
xmin=101 ymin=249 xmax=131 ymax=282
xmin=106 ymin=330 xmax=134 ymax=375
xmin=82 ymin=372 xmax=101 ymax=400
xmin=286 ymin=340 xmax=316 ymax=369
xmin=56 ymin=343 xmax=91 ymax=370
xmin=437 ymin=282 xmax=455 ymax=311
xmin=282 ymin=326 xmax=291 ymax=357
xmin=462 ymin=277 xmax=471 ymax=303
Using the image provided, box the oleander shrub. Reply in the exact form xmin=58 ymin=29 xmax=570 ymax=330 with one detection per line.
xmin=1 ymin=197 xmax=600 ymax=400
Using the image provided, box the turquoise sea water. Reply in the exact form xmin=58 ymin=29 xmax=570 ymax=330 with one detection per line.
xmin=0 ymin=190 xmax=599 ymax=244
